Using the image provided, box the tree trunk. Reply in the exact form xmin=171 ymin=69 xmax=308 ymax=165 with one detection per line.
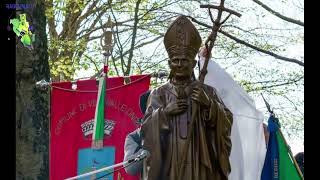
xmin=16 ymin=0 xmax=50 ymax=179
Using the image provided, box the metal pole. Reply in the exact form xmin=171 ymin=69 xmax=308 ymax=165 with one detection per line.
xmin=64 ymin=160 xmax=129 ymax=180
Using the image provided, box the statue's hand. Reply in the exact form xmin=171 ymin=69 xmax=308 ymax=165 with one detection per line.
xmin=192 ymin=86 xmax=211 ymax=108
xmin=164 ymin=99 xmax=188 ymax=116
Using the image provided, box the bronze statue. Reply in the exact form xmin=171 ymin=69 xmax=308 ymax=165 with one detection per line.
xmin=141 ymin=16 xmax=233 ymax=180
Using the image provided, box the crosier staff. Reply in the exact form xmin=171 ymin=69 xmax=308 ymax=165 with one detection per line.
xmin=178 ymin=1 xmax=241 ymax=179
xmin=198 ymin=2 xmax=242 ymax=83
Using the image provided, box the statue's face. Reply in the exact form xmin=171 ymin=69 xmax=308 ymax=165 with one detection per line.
xmin=168 ymin=58 xmax=196 ymax=78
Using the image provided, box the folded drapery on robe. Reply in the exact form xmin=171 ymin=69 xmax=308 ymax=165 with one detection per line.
xmin=141 ymin=81 xmax=233 ymax=180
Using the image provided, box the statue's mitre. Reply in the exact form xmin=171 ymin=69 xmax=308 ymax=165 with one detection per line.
xmin=164 ymin=16 xmax=202 ymax=60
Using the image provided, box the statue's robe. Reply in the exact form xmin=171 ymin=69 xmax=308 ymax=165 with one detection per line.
xmin=141 ymin=81 xmax=233 ymax=180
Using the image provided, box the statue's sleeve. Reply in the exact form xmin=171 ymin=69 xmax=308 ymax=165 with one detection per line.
xmin=206 ymin=86 xmax=233 ymax=178
xmin=141 ymin=88 xmax=169 ymax=133
xmin=140 ymin=88 xmax=168 ymax=179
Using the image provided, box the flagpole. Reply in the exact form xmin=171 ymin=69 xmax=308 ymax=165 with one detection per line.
xmin=64 ymin=160 xmax=129 ymax=180
xmin=65 ymin=150 xmax=149 ymax=180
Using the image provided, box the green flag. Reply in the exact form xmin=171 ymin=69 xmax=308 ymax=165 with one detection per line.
xmin=276 ymin=131 xmax=303 ymax=180
xmin=92 ymin=74 xmax=106 ymax=148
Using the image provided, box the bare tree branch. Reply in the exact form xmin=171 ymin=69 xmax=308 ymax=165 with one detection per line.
xmin=222 ymin=24 xmax=299 ymax=32
xmin=283 ymin=95 xmax=304 ymax=117
xmin=187 ymin=16 xmax=304 ymax=66
xmin=86 ymin=27 xmax=136 ymax=41
xmin=126 ymin=0 xmax=142 ymax=76
xmin=141 ymin=58 xmax=169 ymax=72
xmin=200 ymin=4 xmax=242 ymax=17
xmin=121 ymin=35 xmax=163 ymax=58
xmin=138 ymin=0 xmax=180 ymax=22
xmin=149 ymin=38 xmax=164 ymax=59
xmin=76 ymin=0 xmax=136 ymax=38
xmin=219 ymin=30 xmax=304 ymax=66
xmin=111 ymin=55 xmax=120 ymax=77
xmin=122 ymin=34 xmax=134 ymax=50
xmin=243 ymin=76 xmax=303 ymax=86
xmin=77 ymin=18 xmax=132 ymax=37
xmin=90 ymin=35 xmax=163 ymax=78
xmin=79 ymin=11 xmax=109 ymax=40
xmin=252 ymin=0 xmax=304 ymax=26
xmin=78 ymin=0 xmax=100 ymax=23
xmin=59 ymin=1 xmax=83 ymax=39
xmin=83 ymin=54 xmax=100 ymax=73
xmin=110 ymin=7 xmax=126 ymax=74
xmin=247 ymin=76 xmax=304 ymax=92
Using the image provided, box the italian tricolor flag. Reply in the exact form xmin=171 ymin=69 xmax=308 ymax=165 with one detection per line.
xmin=92 ymin=70 xmax=107 ymax=149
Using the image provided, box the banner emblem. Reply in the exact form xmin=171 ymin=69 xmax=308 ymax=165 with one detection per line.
xmin=81 ymin=119 xmax=116 ymax=137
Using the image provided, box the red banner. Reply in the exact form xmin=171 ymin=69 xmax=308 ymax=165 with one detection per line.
xmin=50 ymin=75 xmax=150 ymax=180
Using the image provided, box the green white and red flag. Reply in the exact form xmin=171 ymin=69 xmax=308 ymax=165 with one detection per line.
xmin=92 ymin=66 xmax=108 ymax=148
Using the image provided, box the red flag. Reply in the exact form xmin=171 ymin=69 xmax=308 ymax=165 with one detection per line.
xmin=50 ymin=75 xmax=150 ymax=180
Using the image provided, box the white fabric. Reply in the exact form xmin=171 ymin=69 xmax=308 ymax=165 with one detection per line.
xmin=198 ymin=57 xmax=267 ymax=180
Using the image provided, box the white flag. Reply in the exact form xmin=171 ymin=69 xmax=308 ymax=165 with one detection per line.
xmin=198 ymin=57 xmax=267 ymax=180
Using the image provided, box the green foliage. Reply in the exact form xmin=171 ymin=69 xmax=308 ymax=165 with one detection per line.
xmin=48 ymin=36 xmax=87 ymax=80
